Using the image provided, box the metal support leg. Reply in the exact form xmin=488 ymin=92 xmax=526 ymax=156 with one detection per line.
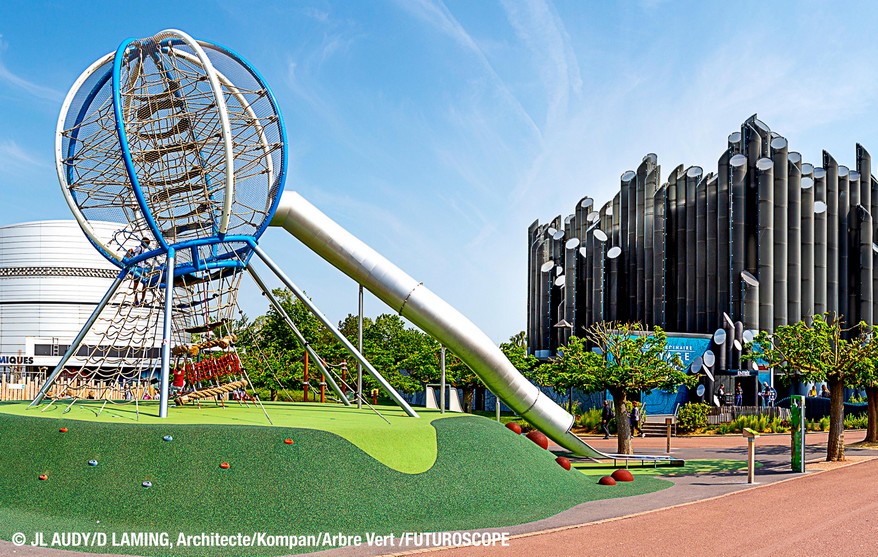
xmin=440 ymin=345 xmax=446 ymax=414
xmin=358 ymin=284 xmax=364 ymax=410
xmin=159 ymin=250 xmax=175 ymax=419
xmin=253 ymin=245 xmax=419 ymax=418
xmin=247 ymin=266 xmax=350 ymax=406
xmin=31 ymin=272 xmax=126 ymax=406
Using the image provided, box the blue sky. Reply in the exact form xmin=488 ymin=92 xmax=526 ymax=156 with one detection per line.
xmin=1 ymin=0 xmax=878 ymax=344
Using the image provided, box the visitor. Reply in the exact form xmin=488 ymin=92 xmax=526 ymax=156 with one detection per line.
xmin=630 ymin=402 xmax=642 ymax=438
xmin=808 ymin=385 xmax=817 ymax=397
xmin=170 ymin=367 xmax=186 ymax=397
xmin=820 ymin=384 xmax=830 ymax=398
xmin=127 ymin=238 xmax=151 ymax=305
xmin=717 ymin=384 xmax=726 ymax=405
xmin=735 ymin=384 xmax=743 ymax=407
xmin=601 ymin=400 xmax=613 ymax=439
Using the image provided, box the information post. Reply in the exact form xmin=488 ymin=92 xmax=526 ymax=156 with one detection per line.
xmin=790 ymin=395 xmax=805 ymax=473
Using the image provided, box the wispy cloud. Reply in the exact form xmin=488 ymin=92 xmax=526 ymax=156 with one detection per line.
xmin=0 ymin=139 xmax=50 ymax=175
xmin=395 ymin=0 xmax=542 ymax=141
xmin=0 ymin=36 xmax=63 ymax=103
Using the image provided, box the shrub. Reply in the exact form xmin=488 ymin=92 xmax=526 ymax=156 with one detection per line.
xmin=844 ymin=413 xmax=868 ymax=429
xmin=576 ymin=408 xmax=603 ymax=432
xmin=677 ymin=402 xmax=710 ymax=432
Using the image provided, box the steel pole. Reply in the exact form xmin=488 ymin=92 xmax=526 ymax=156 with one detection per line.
xmin=252 ymin=245 xmax=419 ymax=418
xmin=440 ymin=345 xmax=446 ymax=414
xmin=159 ymin=250 xmax=175 ymax=419
xmin=358 ymin=284 xmax=364 ymax=409
xmin=247 ymin=266 xmax=350 ymax=406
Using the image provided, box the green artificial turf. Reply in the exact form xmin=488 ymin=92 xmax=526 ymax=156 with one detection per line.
xmin=0 ymin=401 xmax=451 ymax=474
xmin=574 ymin=458 xmax=752 ymax=477
xmin=0 ymin=412 xmax=671 ymax=557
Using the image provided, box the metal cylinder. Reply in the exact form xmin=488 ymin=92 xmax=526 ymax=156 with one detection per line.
xmin=838 ymin=165 xmax=850 ymax=323
xmin=675 ymin=166 xmax=687 ymax=331
xmin=757 ymin=157 xmax=775 ymax=332
xmin=717 ymin=151 xmax=731 ymax=321
xmin=653 ymin=184 xmax=668 ymax=329
xmin=644 ymin=167 xmax=659 ymax=327
xmin=734 ymin=320 xmax=745 ymax=371
xmin=741 ymin=271 xmax=760 ymax=331
xmin=636 ymin=159 xmax=650 ymax=323
xmin=730 ymin=154 xmax=748 ymax=321
xmin=728 ymin=131 xmax=743 ymax=155
xmin=687 ymin=166 xmax=703 ymax=332
xmin=626 ymin=168 xmax=637 ymax=322
xmin=771 ymin=136 xmax=788 ymax=328
xmin=800 ymin=169 xmax=814 ymax=322
xmin=857 ymin=205 xmax=873 ymax=327
xmin=824 ymin=152 xmax=839 ymax=316
xmin=813 ymin=166 xmax=828 ymax=314
xmin=706 ymin=174 xmax=719 ymax=331
xmin=785 ymin=144 xmax=802 ymax=325
xmin=619 ymin=170 xmax=634 ymax=321
xmin=696 ymin=174 xmax=708 ymax=332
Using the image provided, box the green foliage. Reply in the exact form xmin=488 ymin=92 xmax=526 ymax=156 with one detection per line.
xmin=807 ymin=416 xmax=832 ymax=432
xmin=747 ymin=313 xmax=878 ymax=461
xmin=844 ymin=413 xmax=868 ymax=429
xmin=714 ymin=415 xmax=788 ymax=435
xmin=576 ymin=407 xmax=603 ymax=432
xmin=677 ymin=402 xmax=710 ymax=432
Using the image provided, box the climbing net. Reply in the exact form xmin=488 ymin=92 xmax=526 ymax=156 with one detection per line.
xmin=38 ymin=256 xmax=267 ymax=418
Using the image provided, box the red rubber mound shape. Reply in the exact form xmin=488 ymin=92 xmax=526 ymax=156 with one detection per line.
xmin=526 ymin=430 xmax=549 ymax=450
xmin=59 ymin=427 xmax=68 ymax=433
xmin=284 ymin=438 xmax=294 ymax=445
xmin=39 ymin=474 xmax=48 ymax=481
xmin=555 ymin=456 xmax=571 ymax=470
xmin=598 ymin=475 xmax=617 ymax=486
xmin=611 ymin=469 xmax=634 ymax=482
xmin=505 ymin=422 xmax=522 ymax=435
xmin=219 ymin=462 xmax=230 ymax=469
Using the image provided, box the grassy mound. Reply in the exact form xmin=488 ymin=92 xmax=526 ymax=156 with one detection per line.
xmin=0 ymin=412 xmax=670 ymax=556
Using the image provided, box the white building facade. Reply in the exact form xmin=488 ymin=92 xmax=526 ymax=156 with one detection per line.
xmin=0 ymin=220 xmax=142 ymax=377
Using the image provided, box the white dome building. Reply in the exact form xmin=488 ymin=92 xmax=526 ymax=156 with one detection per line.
xmin=0 ymin=221 xmax=161 ymax=392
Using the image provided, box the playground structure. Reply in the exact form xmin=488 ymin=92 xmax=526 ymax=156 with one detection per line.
xmin=33 ymin=28 xmax=607 ymax=458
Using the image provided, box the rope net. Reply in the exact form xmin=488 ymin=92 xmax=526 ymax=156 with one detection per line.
xmin=41 ymin=257 xmax=252 ymax=408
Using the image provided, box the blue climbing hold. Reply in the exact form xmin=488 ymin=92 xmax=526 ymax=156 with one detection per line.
xmin=142 ymin=481 xmax=152 ymax=488
xmin=88 ymin=460 xmax=98 ymax=467
xmin=163 ymin=435 xmax=173 ymax=442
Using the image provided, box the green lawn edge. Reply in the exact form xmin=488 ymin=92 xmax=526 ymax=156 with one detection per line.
xmin=0 ymin=400 xmax=461 ymax=474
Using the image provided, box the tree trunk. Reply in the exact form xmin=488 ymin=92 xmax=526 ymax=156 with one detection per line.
xmin=568 ymin=388 xmax=573 ymax=413
xmin=462 ymin=387 xmax=474 ymax=413
xmin=270 ymin=388 xmax=278 ymax=402
xmin=610 ymin=389 xmax=631 ymax=455
xmin=866 ymin=386 xmax=878 ymax=443
xmin=826 ymin=378 xmax=845 ymax=461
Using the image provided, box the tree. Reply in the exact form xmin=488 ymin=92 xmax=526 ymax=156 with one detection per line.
xmin=500 ymin=331 xmax=539 ymax=379
xmin=860 ymin=363 xmax=878 ymax=444
xmin=544 ymin=323 xmax=690 ymax=455
xmin=748 ymin=313 xmax=876 ymax=461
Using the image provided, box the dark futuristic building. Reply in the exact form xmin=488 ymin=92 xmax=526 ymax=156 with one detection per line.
xmin=527 ymin=115 xmax=875 ymax=400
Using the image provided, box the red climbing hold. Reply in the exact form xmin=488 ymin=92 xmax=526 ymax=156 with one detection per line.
xmin=598 ymin=475 xmax=617 ymax=486
xmin=39 ymin=474 xmax=48 ymax=481
xmin=59 ymin=427 xmax=68 ymax=433
xmin=555 ymin=456 xmax=572 ymax=470
xmin=284 ymin=438 xmax=294 ymax=445
xmin=611 ymin=469 xmax=634 ymax=482
xmin=505 ymin=422 xmax=522 ymax=435
xmin=526 ymin=430 xmax=549 ymax=450
xmin=220 ymin=462 xmax=230 ymax=469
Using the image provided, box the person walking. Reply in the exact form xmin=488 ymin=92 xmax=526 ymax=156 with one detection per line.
xmin=630 ymin=402 xmax=642 ymax=439
xmin=735 ymin=384 xmax=743 ymax=407
xmin=601 ymin=400 xmax=614 ymax=439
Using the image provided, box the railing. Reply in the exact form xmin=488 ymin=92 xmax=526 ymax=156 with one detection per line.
xmin=707 ymin=405 xmax=790 ymax=425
